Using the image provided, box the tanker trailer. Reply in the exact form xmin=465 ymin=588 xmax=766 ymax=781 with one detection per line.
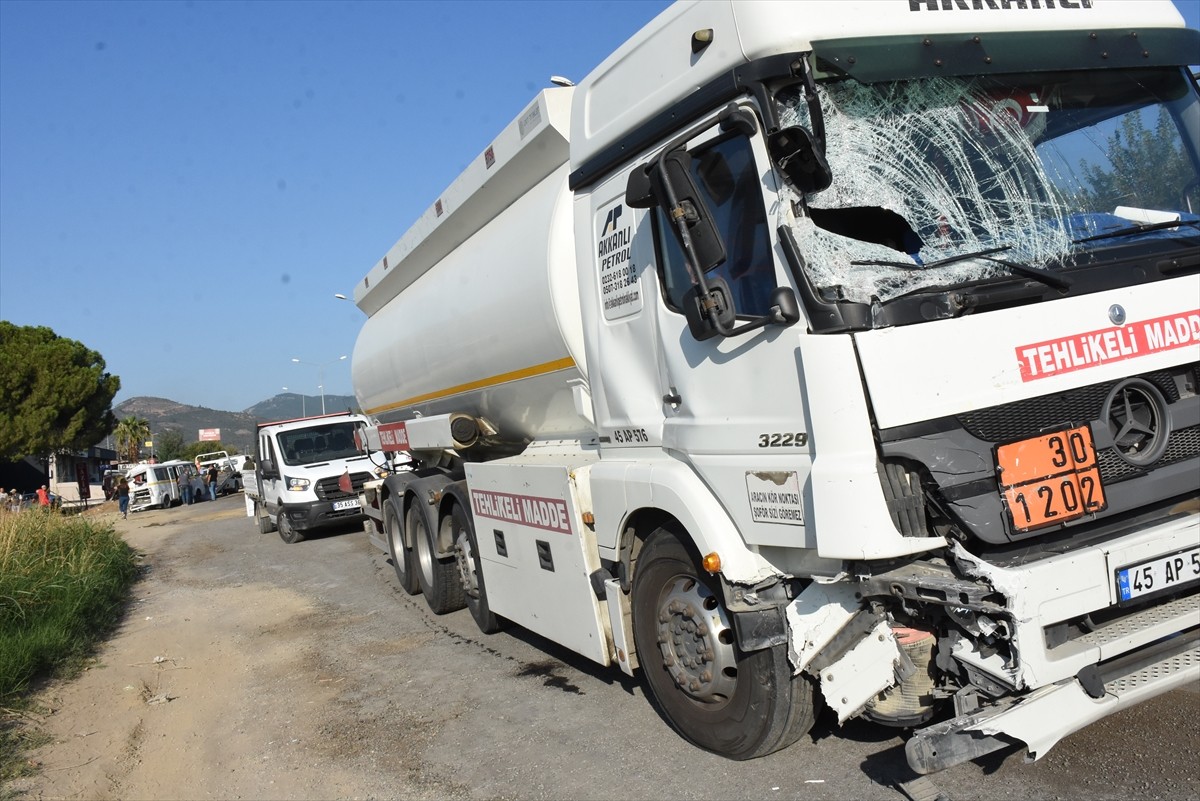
xmin=350 ymin=0 xmax=1200 ymax=772
xmin=351 ymin=88 xmax=602 ymax=631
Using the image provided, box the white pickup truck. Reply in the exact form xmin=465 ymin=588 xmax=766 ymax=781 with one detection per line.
xmin=243 ymin=412 xmax=374 ymax=543
xmin=194 ymin=450 xmax=243 ymax=494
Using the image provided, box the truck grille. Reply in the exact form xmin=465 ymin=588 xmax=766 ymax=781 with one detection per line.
xmin=957 ymin=364 xmax=1199 ymax=485
xmin=879 ymin=361 xmax=1199 ymax=545
xmin=957 ymin=367 xmax=1187 ymax=441
xmin=314 ymin=472 xmax=372 ymax=501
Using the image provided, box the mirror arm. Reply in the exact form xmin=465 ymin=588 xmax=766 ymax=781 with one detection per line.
xmin=653 ymin=109 xmax=735 ymax=294
xmin=710 ymin=306 xmax=790 ymax=338
xmin=652 ymin=102 xmax=751 ymax=328
xmin=798 ymin=53 xmax=826 ymax=152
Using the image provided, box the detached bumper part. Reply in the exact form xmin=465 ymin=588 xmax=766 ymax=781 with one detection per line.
xmin=906 ymin=629 xmax=1200 ymax=774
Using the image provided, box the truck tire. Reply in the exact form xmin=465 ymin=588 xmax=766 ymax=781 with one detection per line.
xmin=256 ymin=503 xmax=277 ymax=534
xmin=277 ymin=511 xmax=305 ymax=544
xmin=450 ymin=502 xmax=503 ymax=633
xmin=408 ymin=501 xmax=465 ymax=614
xmin=384 ymin=497 xmax=420 ymax=596
xmin=161 ymin=495 xmax=172 ymax=509
xmin=630 ymin=524 xmax=817 ymax=760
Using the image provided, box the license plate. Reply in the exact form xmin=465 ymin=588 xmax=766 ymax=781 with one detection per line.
xmin=1116 ymin=546 xmax=1200 ymax=602
xmin=996 ymin=425 xmax=1107 ymax=532
xmin=332 ymin=499 xmax=360 ymax=511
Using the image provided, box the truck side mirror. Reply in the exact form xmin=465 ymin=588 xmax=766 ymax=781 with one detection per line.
xmin=682 ymin=277 xmax=737 ymax=341
xmin=260 ymin=459 xmax=276 ymax=477
xmin=769 ymin=286 xmax=801 ymax=325
xmin=650 ymin=148 xmax=727 ymax=275
xmin=768 ymin=126 xmax=832 ymax=194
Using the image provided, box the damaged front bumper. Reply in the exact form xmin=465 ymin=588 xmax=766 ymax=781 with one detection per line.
xmin=907 ymin=626 xmax=1199 ymax=773
xmin=786 ymin=497 xmax=1200 ymax=774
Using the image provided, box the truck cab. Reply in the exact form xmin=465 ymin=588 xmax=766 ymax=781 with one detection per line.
xmin=247 ymin=413 xmax=374 ymax=543
xmin=568 ymin=0 xmax=1200 ymax=769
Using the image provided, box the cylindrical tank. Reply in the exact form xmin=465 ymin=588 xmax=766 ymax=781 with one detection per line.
xmin=351 ymin=165 xmax=590 ymax=449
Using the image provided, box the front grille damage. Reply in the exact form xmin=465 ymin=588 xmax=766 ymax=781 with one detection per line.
xmin=877 ymin=362 xmax=1199 ymax=544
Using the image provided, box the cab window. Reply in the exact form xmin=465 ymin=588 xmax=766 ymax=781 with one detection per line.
xmin=653 ymin=134 xmax=775 ymax=316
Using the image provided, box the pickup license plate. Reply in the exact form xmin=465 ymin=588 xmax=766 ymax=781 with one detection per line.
xmin=332 ymin=499 xmax=360 ymax=511
xmin=1116 ymin=546 xmax=1200 ymax=603
xmin=996 ymin=424 xmax=1107 ymax=532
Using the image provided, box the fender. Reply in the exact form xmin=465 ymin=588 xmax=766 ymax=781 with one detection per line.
xmin=590 ymin=456 xmax=782 ymax=586
xmin=798 ymin=334 xmax=946 ymax=560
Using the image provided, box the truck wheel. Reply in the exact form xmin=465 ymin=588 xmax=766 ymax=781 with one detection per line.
xmin=256 ymin=503 xmax=277 ymax=534
xmin=630 ymin=525 xmax=816 ymax=760
xmin=450 ymin=503 xmax=503 ymax=633
xmin=277 ymin=511 xmax=305 ymax=544
xmin=408 ymin=502 xmax=465 ymax=614
xmin=161 ymin=495 xmax=172 ymax=509
xmin=384 ymin=497 xmax=420 ymax=595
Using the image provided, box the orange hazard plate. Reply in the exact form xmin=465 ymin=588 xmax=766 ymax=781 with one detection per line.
xmin=996 ymin=425 xmax=1107 ymax=532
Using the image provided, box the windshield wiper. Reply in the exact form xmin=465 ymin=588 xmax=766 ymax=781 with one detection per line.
xmin=853 ymin=244 xmax=1072 ymax=290
xmin=1072 ymin=218 xmax=1200 ymax=245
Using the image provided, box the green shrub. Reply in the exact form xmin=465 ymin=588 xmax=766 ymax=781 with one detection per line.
xmin=0 ymin=511 xmax=139 ymax=701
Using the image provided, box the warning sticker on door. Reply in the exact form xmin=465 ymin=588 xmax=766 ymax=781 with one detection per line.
xmin=746 ymin=471 xmax=804 ymax=526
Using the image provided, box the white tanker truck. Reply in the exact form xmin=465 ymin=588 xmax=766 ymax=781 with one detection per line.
xmin=349 ymin=0 xmax=1200 ymax=773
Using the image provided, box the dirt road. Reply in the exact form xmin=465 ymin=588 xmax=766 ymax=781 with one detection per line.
xmin=7 ymin=495 xmax=1200 ymax=800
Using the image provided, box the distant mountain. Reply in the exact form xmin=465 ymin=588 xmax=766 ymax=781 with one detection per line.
xmin=114 ymin=397 xmax=261 ymax=454
xmin=244 ymin=393 xmax=360 ymax=421
xmin=113 ymin=393 xmax=360 ymax=453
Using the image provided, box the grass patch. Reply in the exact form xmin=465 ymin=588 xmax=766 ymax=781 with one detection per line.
xmin=0 ymin=511 xmax=138 ymax=701
xmin=0 ymin=510 xmax=139 ymax=795
xmin=1 ymin=715 xmax=52 ymax=788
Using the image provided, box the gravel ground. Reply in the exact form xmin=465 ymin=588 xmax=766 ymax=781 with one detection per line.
xmin=6 ymin=494 xmax=1199 ymax=801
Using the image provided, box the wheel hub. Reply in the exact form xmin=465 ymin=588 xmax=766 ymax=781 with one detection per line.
xmin=454 ymin=532 xmax=480 ymax=598
xmin=655 ymin=576 xmax=737 ymax=703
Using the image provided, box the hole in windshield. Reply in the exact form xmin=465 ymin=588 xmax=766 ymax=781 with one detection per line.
xmin=780 ymin=68 xmax=1198 ymax=303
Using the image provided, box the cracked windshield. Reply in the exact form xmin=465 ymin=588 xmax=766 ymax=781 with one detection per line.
xmin=783 ymin=68 xmax=1200 ymax=303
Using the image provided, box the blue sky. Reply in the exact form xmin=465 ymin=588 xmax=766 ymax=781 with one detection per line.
xmin=1 ymin=0 xmax=1197 ymax=414
xmin=0 ymin=0 xmax=668 ymax=412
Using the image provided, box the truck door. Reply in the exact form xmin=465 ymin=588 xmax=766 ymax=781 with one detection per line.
xmin=259 ymin=432 xmax=282 ymax=514
xmin=642 ymin=109 xmax=814 ymax=548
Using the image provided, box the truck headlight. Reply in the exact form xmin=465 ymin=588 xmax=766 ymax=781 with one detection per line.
xmin=286 ymin=476 xmax=310 ymax=491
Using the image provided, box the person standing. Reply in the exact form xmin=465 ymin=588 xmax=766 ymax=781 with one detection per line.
xmin=207 ymin=464 xmax=219 ymax=501
xmin=116 ymin=477 xmax=130 ymax=519
xmin=178 ymin=470 xmax=193 ymax=506
xmin=36 ymin=485 xmax=50 ymax=508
